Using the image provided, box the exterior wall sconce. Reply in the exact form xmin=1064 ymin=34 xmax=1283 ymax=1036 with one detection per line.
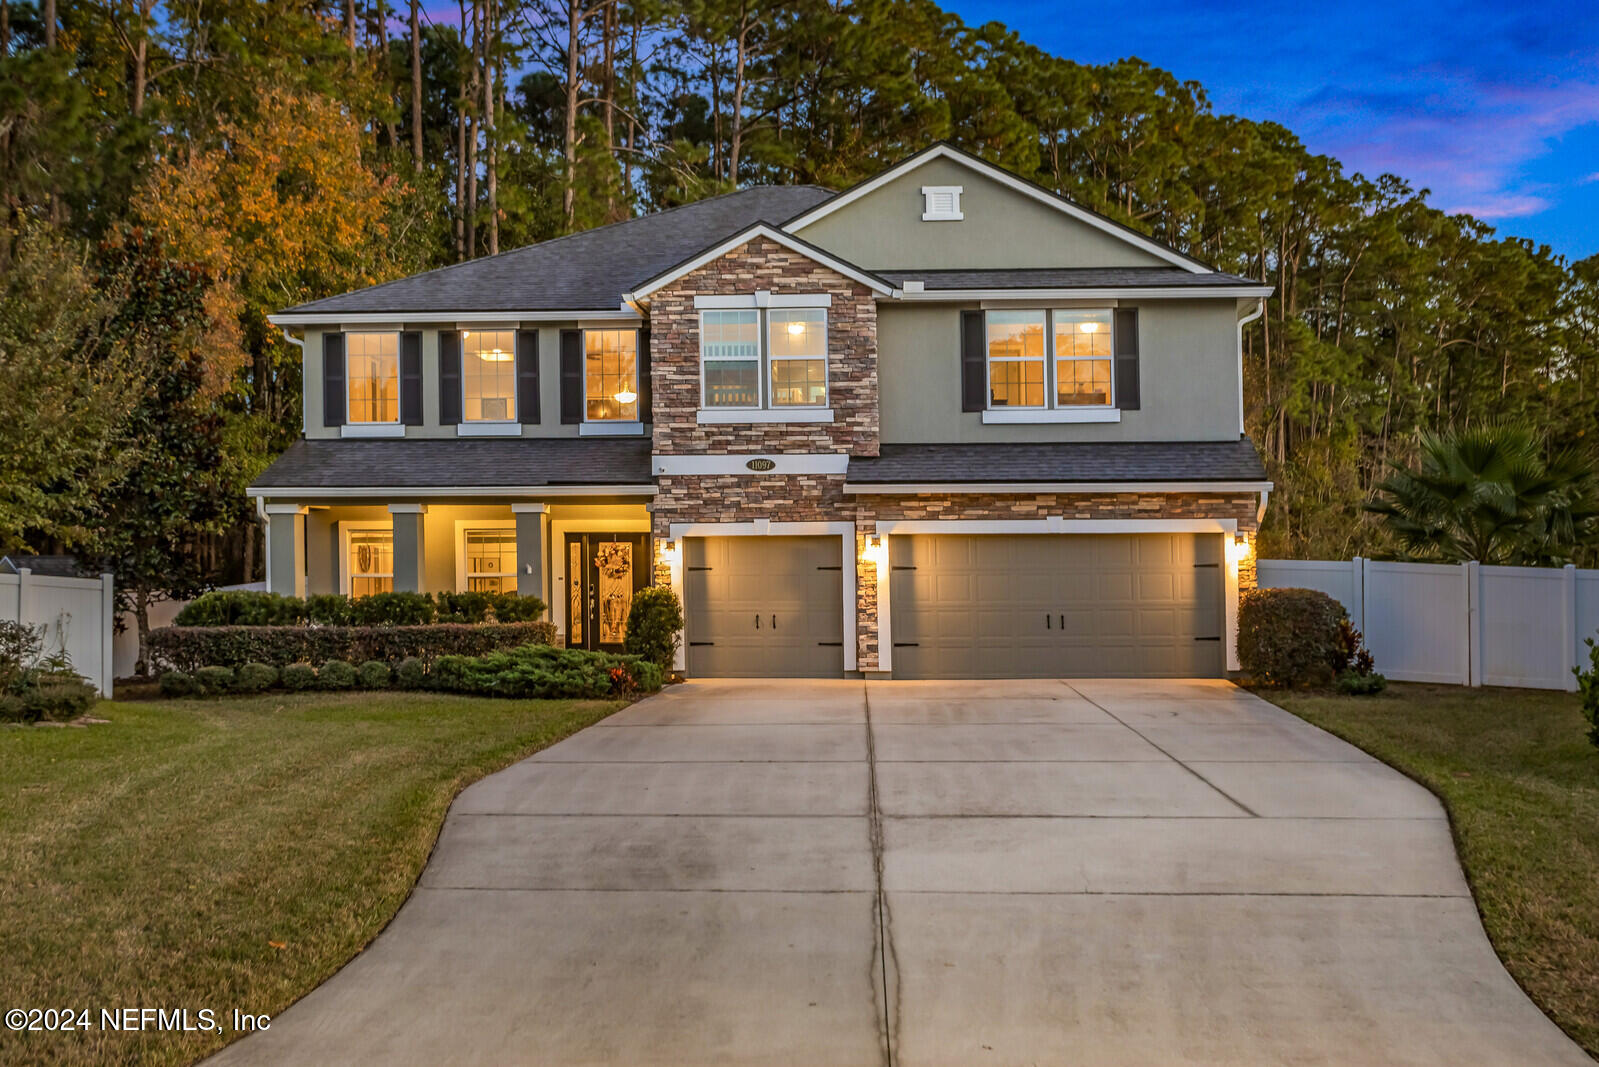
xmin=863 ymin=534 xmax=886 ymax=565
xmin=1234 ymin=532 xmax=1253 ymax=560
xmin=659 ymin=539 xmax=680 ymax=563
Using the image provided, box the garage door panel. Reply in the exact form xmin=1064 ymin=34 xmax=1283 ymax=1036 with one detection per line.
xmin=687 ymin=537 xmax=844 ymax=678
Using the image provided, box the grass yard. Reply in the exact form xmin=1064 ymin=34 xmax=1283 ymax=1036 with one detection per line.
xmin=0 ymin=691 xmax=623 ymax=1067
xmin=1264 ymin=683 xmax=1599 ymax=1058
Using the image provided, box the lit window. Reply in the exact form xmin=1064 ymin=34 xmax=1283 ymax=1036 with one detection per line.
xmin=700 ymin=310 xmax=760 ymax=408
xmin=768 ymin=309 xmax=827 ymax=407
xmin=463 ymin=330 xmax=516 ymax=421
xmin=462 ymin=528 xmax=517 ymax=593
xmin=348 ymin=529 xmax=393 ymax=598
xmin=986 ymin=311 xmax=1046 ymax=408
xmin=346 ymin=332 xmax=399 ymax=423
xmin=1053 ymin=310 xmax=1113 ymax=407
xmin=584 ymin=330 xmax=638 ymax=422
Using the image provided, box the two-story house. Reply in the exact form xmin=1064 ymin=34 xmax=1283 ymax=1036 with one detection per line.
xmin=252 ymin=143 xmax=1274 ymax=679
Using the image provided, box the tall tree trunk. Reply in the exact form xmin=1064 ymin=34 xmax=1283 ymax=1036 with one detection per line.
xmin=466 ymin=0 xmax=480 ymax=256
xmin=2 ymin=0 xmax=10 ymax=56
xmin=345 ymin=0 xmax=357 ymax=62
xmin=563 ymin=0 xmax=582 ymax=230
xmin=410 ymin=0 xmax=422 ymax=168
xmin=43 ymin=0 xmax=54 ymax=48
xmin=134 ymin=590 xmax=151 ymax=677
xmin=484 ymin=0 xmax=497 ymax=254
xmin=729 ymin=2 xmax=751 ymax=185
xmin=454 ymin=0 xmax=468 ymax=259
xmin=129 ymin=0 xmax=150 ymax=117
xmin=601 ymin=0 xmax=615 ymax=218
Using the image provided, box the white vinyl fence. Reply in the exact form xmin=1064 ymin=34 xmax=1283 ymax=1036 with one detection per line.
xmin=0 ymin=568 xmax=115 ymax=697
xmin=1257 ymin=558 xmax=1599 ymax=691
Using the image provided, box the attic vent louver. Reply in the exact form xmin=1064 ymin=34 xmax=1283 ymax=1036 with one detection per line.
xmin=921 ymin=185 xmax=963 ymax=221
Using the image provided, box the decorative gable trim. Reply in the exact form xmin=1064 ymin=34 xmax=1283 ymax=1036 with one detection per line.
xmin=784 ymin=143 xmax=1213 ymax=274
xmin=921 ymin=185 xmax=963 ymax=221
xmin=624 ymin=223 xmax=894 ymax=303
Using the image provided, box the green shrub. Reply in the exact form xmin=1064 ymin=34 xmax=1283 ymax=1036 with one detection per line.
xmin=416 ymin=644 xmax=664 ymax=700
xmin=357 ymin=660 xmax=392 ymax=688
xmin=194 ymin=666 xmax=236 ymax=694
xmin=158 ymin=670 xmax=200 ymax=697
xmin=1335 ymin=670 xmax=1388 ymax=696
xmin=1577 ymin=637 xmax=1599 ymax=750
xmin=1238 ymin=587 xmax=1348 ymax=688
xmin=235 ymin=662 xmax=279 ymax=692
xmin=318 ymin=660 xmax=357 ymax=689
xmin=281 ymin=662 xmax=318 ymax=691
xmin=174 ymin=590 xmax=305 ymax=626
xmin=146 ymin=621 xmax=557 ymax=673
xmin=624 ymin=586 xmax=683 ymax=672
xmin=304 ymin=594 xmax=353 ymax=626
xmin=394 ymin=657 xmax=427 ymax=690
xmin=0 ymin=620 xmax=42 ymax=693
xmin=348 ymin=591 xmax=436 ymax=627
xmin=16 ymin=672 xmax=97 ymax=721
xmin=175 ymin=590 xmax=551 ymax=629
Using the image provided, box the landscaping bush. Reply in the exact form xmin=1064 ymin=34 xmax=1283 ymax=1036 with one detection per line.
xmin=1238 ymin=587 xmax=1348 ymax=687
xmin=174 ymin=591 xmax=306 ymax=627
xmin=357 ymin=660 xmax=392 ymax=689
xmin=0 ymin=620 xmax=41 ymax=693
xmin=1335 ymin=670 xmax=1388 ymax=696
xmin=420 ymin=644 xmax=662 ymax=699
xmin=624 ymin=586 xmax=683 ymax=672
xmin=16 ymin=672 xmax=97 ymax=721
xmin=347 ymin=591 xmax=436 ymax=626
xmin=147 ymin=621 xmax=557 ymax=673
xmin=281 ymin=662 xmax=318 ymax=691
xmin=194 ymin=666 xmax=236 ymax=694
xmin=318 ymin=660 xmax=357 ymax=690
xmin=0 ymin=623 xmax=99 ymax=721
xmin=174 ymin=590 xmax=550 ymax=629
xmin=158 ymin=670 xmax=199 ymax=697
xmin=304 ymin=594 xmax=353 ymax=626
xmin=433 ymin=590 xmax=547 ymax=624
xmin=1577 ymin=637 xmax=1599 ymax=750
xmin=394 ymin=657 xmax=427 ymax=690
xmin=235 ymin=662 xmax=279 ymax=693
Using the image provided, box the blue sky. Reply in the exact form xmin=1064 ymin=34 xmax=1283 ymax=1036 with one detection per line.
xmin=949 ymin=0 xmax=1599 ymax=260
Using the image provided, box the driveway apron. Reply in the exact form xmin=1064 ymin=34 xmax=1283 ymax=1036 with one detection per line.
xmin=211 ymin=678 xmax=1589 ymax=1066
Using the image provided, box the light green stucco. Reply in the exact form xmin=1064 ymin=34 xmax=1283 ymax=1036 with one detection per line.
xmin=796 ymin=156 xmax=1175 ymax=271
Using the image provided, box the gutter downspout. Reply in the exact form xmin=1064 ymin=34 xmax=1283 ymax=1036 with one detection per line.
xmin=254 ymin=496 xmax=271 ymax=594
xmin=278 ymin=326 xmax=308 ymax=436
xmin=1236 ymin=299 xmax=1264 ymax=437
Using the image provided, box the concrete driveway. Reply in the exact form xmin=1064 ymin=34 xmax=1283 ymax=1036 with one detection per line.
xmin=212 ymin=679 xmax=1589 ymax=1066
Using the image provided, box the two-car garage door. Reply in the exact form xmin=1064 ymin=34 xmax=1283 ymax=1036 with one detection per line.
xmin=887 ymin=533 xmax=1224 ymax=679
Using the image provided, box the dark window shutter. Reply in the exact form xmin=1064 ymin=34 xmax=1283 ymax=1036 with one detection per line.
xmin=438 ymin=330 xmax=462 ymax=425
xmin=399 ymin=331 xmax=423 ymax=425
xmin=637 ymin=329 xmax=651 ymax=424
xmin=1114 ymin=307 xmax=1140 ymax=411
xmin=516 ymin=329 xmax=540 ymax=424
xmin=322 ymin=332 xmax=345 ymax=427
xmin=560 ymin=329 xmax=583 ymax=424
xmin=960 ymin=310 xmax=986 ymax=412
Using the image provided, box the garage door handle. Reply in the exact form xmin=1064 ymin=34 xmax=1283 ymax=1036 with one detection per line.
xmin=771 ymin=614 xmax=777 ymax=630
xmin=754 ymin=614 xmax=760 ymax=629
xmin=688 ymin=641 xmax=714 ymax=646
xmin=1045 ymin=614 xmax=1051 ymax=629
xmin=1060 ymin=614 xmax=1065 ymax=630
xmin=893 ymin=642 xmax=919 ymax=648
xmin=817 ymin=641 xmax=843 ymax=647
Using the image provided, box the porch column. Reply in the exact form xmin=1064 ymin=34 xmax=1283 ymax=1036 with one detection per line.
xmin=512 ymin=503 xmax=548 ymax=610
xmin=264 ymin=504 xmax=307 ymax=598
xmin=388 ymin=504 xmax=428 ymax=593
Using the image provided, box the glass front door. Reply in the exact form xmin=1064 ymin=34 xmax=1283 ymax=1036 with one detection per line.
xmin=565 ymin=533 xmax=649 ymax=652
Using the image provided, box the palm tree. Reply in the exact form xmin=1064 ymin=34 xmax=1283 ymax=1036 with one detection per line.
xmin=1366 ymin=424 xmax=1598 ymax=565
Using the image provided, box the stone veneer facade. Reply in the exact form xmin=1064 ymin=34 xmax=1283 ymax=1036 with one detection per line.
xmin=646 ymin=236 xmax=1264 ymax=674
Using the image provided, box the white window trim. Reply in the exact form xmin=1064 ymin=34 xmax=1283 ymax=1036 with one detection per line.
xmin=699 ymin=308 xmax=763 ymax=411
xmin=921 ymin=184 xmax=964 ymax=221
xmin=456 ymin=421 xmax=522 ymax=437
xmin=696 ymin=408 xmax=834 ymax=424
xmin=767 ymin=307 xmax=830 ymax=411
xmin=984 ymin=308 xmax=1116 ymax=414
xmin=694 ymin=292 xmax=832 ymax=309
xmin=698 ymin=304 xmax=831 ymax=418
xmin=338 ymin=520 xmax=394 ymax=597
xmin=582 ymin=327 xmax=642 ymax=426
xmin=343 ymin=330 xmax=403 ymax=429
xmin=460 ymin=328 xmax=519 ymax=424
xmin=454 ymin=519 xmax=517 ymax=593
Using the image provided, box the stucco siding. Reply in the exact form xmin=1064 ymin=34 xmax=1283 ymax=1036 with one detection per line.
xmin=796 ymin=157 xmax=1172 ymax=271
xmin=876 ymin=300 xmax=1241 ymax=444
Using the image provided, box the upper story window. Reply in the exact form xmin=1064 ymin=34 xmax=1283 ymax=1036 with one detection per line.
xmin=585 ymin=329 xmax=639 ymax=422
xmin=986 ymin=308 xmax=1112 ymax=410
xmin=700 ymin=306 xmax=829 ymax=410
xmin=463 ymin=329 xmax=516 ymax=421
xmin=346 ymin=332 xmax=399 ymax=423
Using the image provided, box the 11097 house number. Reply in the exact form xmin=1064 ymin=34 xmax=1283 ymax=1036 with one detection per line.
xmin=745 ymin=458 xmax=776 ymax=471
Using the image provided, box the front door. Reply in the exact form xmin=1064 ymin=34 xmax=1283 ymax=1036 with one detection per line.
xmin=565 ymin=533 xmax=650 ymax=653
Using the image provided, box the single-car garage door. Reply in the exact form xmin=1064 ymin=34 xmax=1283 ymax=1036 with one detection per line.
xmin=685 ymin=536 xmax=845 ymax=678
xmin=888 ymin=533 xmax=1223 ymax=679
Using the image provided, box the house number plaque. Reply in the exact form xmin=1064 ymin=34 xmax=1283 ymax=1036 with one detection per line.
xmin=745 ymin=458 xmax=776 ymax=471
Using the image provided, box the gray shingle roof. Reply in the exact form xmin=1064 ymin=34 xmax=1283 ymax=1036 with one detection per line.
xmin=845 ymin=440 xmax=1269 ymax=484
xmin=251 ymin=438 xmax=653 ymax=490
xmin=879 ymin=267 xmax=1265 ymax=290
xmin=280 ymin=186 xmax=834 ymax=316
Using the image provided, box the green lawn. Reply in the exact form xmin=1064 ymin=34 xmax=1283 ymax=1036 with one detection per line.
xmin=0 ymin=691 xmax=622 ymax=1067
xmin=1264 ymin=683 xmax=1599 ymax=1058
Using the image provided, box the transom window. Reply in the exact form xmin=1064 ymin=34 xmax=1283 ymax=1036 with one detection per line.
xmin=987 ymin=309 xmax=1113 ymax=409
xmin=462 ymin=528 xmax=517 ymax=593
xmin=346 ymin=332 xmax=399 ymax=423
xmin=346 ymin=528 xmax=393 ymax=598
xmin=701 ymin=307 xmax=829 ymax=409
xmin=585 ymin=329 xmax=639 ymax=422
xmin=463 ymin=329 xmax=516 ymax=421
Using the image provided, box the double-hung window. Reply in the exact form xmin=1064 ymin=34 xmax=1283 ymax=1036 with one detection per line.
xmin=585 ymin=329 xmax=639 ymax=422
xmin=461 ymin=527 xmax=517 ymax=593
xmin=986 ymin=308 xmax=1113 ymax=411
xmin=346 ymin=332 xmax=400 ymax=424
xmin=699 ymin=304 xmax=829 ymax=413
xmin=344 ymin=526 xmax=394 ymax=598
xmin=463 ymin=329 xmax=516 ymax=421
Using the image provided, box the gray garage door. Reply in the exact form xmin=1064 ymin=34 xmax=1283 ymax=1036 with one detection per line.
xmin=685 ymin=537 xmax=845 ymax=678
xmin=888 ymin=534 xmax=1224 ymax=679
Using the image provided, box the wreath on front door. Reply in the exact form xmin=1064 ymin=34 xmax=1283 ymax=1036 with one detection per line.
xmin=595 ymin=542 xmax=632 ymax=578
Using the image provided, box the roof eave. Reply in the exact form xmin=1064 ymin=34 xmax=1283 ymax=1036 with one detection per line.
xmin=886 ymin=285 xmax=1275 ymax=301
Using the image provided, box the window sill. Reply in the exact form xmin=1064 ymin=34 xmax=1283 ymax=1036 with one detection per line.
xmin=579 ymin=421 xmax=645 ymax=436
xmin=341 ymin=423 xmax=405 ymax=438
xmin=696 ymin=408 xmax=834 ymax=424
xmin=457 ymin=422 xmax=522 ymax=437
xmin=981 ymin=408 xmax=1121 ymax=424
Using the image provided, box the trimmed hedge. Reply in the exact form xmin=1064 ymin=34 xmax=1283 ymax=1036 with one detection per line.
xmin=1238 ymin=587 xmax=1348 ymax=687
xmin=425 ymin=644 xmax=662 ymax=699
xmin=174 ymin=589 xmax=548 ymax=628
xmin=147 ymin=621 xmax=558 ymax=674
